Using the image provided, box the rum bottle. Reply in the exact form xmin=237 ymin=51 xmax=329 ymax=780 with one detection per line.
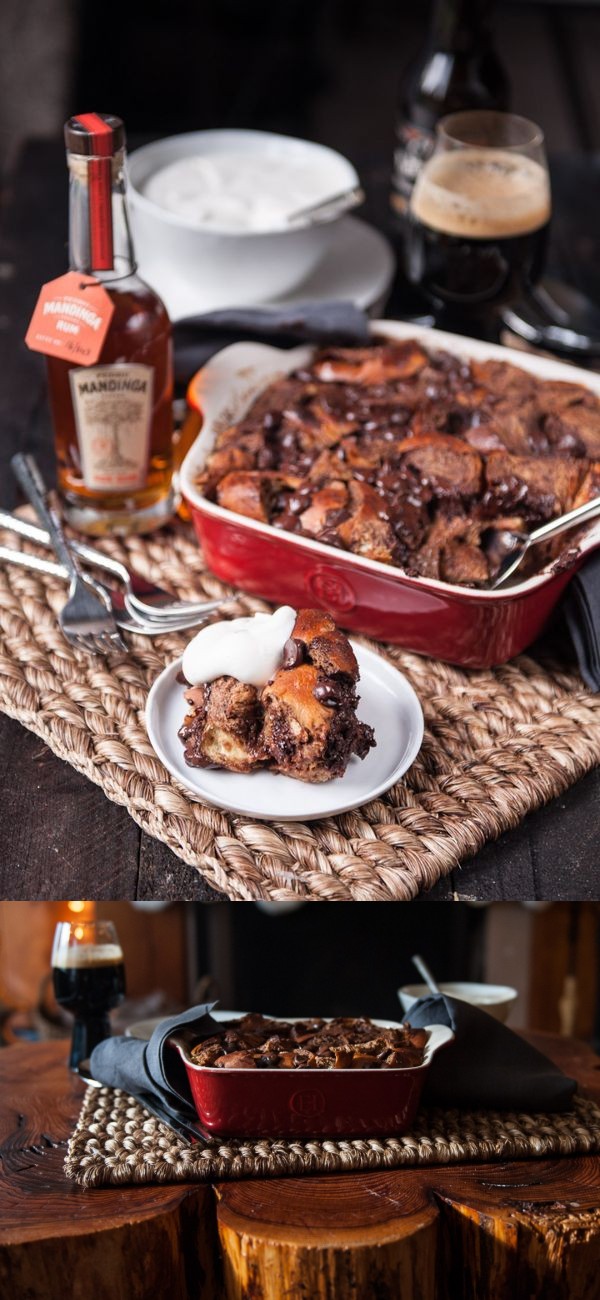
xmin=45 ymin=113 xmax=175 ymax=534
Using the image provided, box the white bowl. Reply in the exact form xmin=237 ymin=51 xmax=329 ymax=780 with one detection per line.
xmin=398 ymin=982 xmax=518 ymax=1024
xmin=128 ymin=129 xmax=360 ymax=309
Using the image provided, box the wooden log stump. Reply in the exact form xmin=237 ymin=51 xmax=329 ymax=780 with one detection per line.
xmin=435 ymin=1158 xmax=600 ymax=1300
xmin=215 ymin=1156 xmax=600 ymax=1300
xmin=214 ymin=1035 xmax=600 ymax=1300
xmin=216 ymin=1170 xmax=438 ymax=1299
xmin=0 ymin=1042 xmax=221 ymax=1300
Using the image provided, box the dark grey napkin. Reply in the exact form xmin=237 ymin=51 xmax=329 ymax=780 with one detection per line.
xmin=407 ymin=995 xmax=577 ymax=1111
xmin=562 ymin=550 xmax=600 ymax=692
xmin=172 ymin=300 xmax=370 ymax=387
xmin=90 ymin=998 xmax=577 ymax=1121
xmin=90 ymin=1002 xmax=220 ymax=1120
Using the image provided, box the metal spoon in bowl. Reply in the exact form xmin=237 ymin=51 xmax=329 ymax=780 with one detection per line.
xmin=489 ymin=493 xmax=600 ymax=590
xmin=411 ymin=954 xmax=441 ymax=996
xmin=286 ymin=185 xmax=365 ymax=226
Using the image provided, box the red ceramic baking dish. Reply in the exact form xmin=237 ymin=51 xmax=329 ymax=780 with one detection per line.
xmin=180 ymin=320 xmax=600 ymax=669
xmin=171 ymin=1018 xmax=454 ymax=1139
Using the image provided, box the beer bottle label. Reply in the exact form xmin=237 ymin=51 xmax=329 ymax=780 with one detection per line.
xmin=391 ymin=122 xmax=435 ymax=214
xmin=69 ymin=363 xmax=153 ymax=491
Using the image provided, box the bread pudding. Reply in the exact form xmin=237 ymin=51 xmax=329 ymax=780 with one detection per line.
xmin=178 ymin=606 xmax=375 ymax=781
xmin=195 ymin=338 xmax=600 ymax=587
xmin=190 ymin=1013 xmax=427 ymax=1070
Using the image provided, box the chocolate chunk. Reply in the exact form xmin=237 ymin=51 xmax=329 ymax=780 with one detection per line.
xmin=282 ymin=637 xmax=305 ymax=669
xmin=314 ymin=679 xmax=344 ymax=707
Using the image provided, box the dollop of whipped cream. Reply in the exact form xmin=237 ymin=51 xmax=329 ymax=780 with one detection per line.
xmin=182 ymin=606 xmax=296 ymax=688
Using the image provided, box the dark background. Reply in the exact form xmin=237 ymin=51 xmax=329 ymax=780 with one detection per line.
xmin=197 ymin=901 xmax=484 ymax=1019
xmin=3 ymin=0 xmax=600 ymax=181
xmin=72 ymin=0 xmax=600 ymax=157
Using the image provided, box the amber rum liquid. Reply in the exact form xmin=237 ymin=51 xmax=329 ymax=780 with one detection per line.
xmin=46 ymin=113 xmax=175 ymax=534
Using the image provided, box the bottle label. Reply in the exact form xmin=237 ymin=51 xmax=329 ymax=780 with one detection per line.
xmin=69 ymin=363 xmax=153 ymax=490
xmin=24 ymin=272 xmax=114 ymax=366
xmin=391 ymin=122 xmax=435 ymax=213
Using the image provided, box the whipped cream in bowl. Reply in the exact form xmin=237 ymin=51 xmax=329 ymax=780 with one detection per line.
xmin=133 ymin=131 xmax=359 ymax=236
xmin=144 ymin=152 xmax=341 ymax=234
xmin=182 ymin=606 xmax=297 ymax=689
xmin=127 ymin=129 xmax=360 ymax=308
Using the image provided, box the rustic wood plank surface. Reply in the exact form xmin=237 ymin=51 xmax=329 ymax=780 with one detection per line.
xmin=1 ymin=1034 xmax=599 ymax=1299
xmin=0 ymin=135 xmax=598 ymax=900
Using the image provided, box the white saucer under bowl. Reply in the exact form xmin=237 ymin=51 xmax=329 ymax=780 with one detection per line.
xmin=145 ymin=643 xmax=423 ymax=822
xmin=136 ymin=216 xmax=396 ymax=320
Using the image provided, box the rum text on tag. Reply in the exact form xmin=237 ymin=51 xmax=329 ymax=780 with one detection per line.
xmin=25 ymin=271 xmax=115 ymax=367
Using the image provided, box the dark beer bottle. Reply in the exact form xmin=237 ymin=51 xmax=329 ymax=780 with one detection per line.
xmin=391 ymin=0 xmax=510 ymax=219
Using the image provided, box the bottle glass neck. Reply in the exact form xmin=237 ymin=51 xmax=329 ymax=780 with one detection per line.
xmin=67 ymin=148 xmax=136 ymax=281
xmin=431 ymin=0 xmax=493 ymax=51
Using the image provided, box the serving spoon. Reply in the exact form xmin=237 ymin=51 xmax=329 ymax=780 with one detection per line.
xmin=489 ymin=493 xmax=600 ymax=589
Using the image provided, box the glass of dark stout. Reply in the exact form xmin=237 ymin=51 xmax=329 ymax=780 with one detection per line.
xmin=405 ymin=110 xmax=551 ymax=339
xmin=52 ymin=920 xmax=126 ymax=1071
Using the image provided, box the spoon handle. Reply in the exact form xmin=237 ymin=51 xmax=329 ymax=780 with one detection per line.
xmin=287 ymin=185 xmax=365 ymax=225
xmin=528 ymin=493 xmax=600 ymax=545
xmin=411 ymin=953 xmax=441 ymax=996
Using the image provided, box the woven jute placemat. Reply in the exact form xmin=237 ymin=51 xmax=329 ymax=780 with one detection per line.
xmin=1 ymin=517 xmax=599 ymax=900
xmin=65 ymin=1086 xmax=600 ymax=1187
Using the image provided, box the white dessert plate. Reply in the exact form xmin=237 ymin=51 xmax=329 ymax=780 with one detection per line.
xmin=145 ymin=643 xmax=424 ymax=822
xmin=136 ymin=216 xmax=396 ymax=320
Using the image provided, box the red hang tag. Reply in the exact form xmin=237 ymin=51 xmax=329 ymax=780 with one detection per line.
xmin=25 ymin=271 xmax=115 ymax=367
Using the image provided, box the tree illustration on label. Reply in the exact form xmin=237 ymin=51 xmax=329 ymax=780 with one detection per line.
xmin=69 ymin=364 xmax=154 ymax=490
xmin=86 ymin=396 xmax=140 ymax=471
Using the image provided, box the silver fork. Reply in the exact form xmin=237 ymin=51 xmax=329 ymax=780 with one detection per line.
xmin=0 ymin=509 xmax=228 ymax=624
xmin=0 ymin=545 xmax=218 ymax=637
xmin=11 ymin=453 xmax=126 ymax=655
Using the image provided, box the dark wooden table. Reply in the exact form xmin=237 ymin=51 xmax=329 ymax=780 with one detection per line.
xmin=1 ymin=1035 xmax=600 ymax=1299
xmin=0 ymin=143 xmax=599 ymax=900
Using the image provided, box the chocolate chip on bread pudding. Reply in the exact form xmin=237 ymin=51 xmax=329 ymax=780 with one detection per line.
xmin=178 ymin=606 xmax=375 ymax=781
xmin=191 ymin=1013 xmax=427 ymax=1070
xmin=195 ymin=337 xmax=600 ymax=587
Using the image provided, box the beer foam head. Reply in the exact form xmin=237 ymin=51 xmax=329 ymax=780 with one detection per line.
xmin=410 ymin=148 xmax=551 ymax=239
xmin=53 ymin=942 xmax=123 ymax=969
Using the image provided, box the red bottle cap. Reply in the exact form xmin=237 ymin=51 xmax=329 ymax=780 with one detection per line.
xmin=64 ymin=113 xmax=125 ymax=270
xmin=64 ymin=113 xmax=125 ymax=155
